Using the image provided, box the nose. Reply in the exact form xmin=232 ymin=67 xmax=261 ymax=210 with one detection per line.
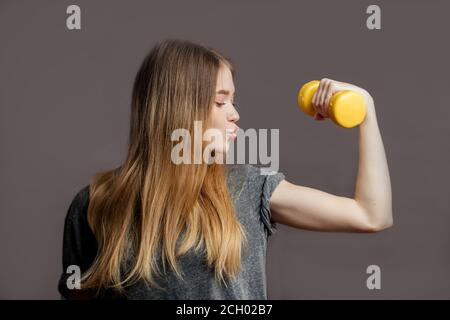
xmin=228 ymin=105 xmax=240 ymax=123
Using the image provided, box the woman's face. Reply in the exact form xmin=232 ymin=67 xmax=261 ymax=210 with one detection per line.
xmin=208 ymin=64 xmax=240 ymax=155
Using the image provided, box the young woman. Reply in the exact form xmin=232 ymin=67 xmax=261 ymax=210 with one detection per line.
xmin=58 ymin=39 xmax=393 ymax=299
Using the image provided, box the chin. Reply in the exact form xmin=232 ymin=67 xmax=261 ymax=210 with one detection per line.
xmin=211 ymin=140 xmax=229 ymax=163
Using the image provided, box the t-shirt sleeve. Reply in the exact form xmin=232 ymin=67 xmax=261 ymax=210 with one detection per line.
xmin=246 ymin=165 xmax=285 ymax=237
xmin=58 ymin=185 xmax=98 ymax=299
xmin=260 ymin=170 xmax=285 ymax=237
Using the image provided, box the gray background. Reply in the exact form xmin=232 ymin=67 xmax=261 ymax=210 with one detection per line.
xmin=1 ymin=0 xmax=449 ymax=299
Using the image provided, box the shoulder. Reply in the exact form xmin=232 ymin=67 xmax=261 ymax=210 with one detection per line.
xmin=225 ymin=164 xmax=285 ymax=197
xmin=65 ymin=185 xmax=90 ymax=224
xmin=239 ymin=164 xmax=285 ymax=188
xmin=225 ymin=164 xmax=285 ymax=237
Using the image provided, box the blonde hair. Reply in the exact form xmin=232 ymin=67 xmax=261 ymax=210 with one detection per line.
xmin=80 ymin=39 xmax=248 ymax=295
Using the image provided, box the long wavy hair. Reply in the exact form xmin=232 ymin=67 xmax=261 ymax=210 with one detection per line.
xmin=80 ymin=39 xmax=248 ymax=295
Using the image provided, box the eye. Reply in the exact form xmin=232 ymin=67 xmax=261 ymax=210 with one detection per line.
xmin=215 ymin=101 xmax=238 ymax=108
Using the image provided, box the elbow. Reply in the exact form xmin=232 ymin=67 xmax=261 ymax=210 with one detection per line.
xmin=366 ymin=220 xmax=393 ymax=233
xmin=354 ymin=199 xmax=393 ymax=233
xmin=363 ymin=215 xmax=394 ymax=233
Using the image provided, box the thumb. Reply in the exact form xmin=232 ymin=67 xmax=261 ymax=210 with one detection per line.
xmin=314 ymin=112 xmax=325 ymax=121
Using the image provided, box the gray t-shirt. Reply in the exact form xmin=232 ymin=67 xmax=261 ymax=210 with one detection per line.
xmin=58 ymin=164 xmax=285 ymax=299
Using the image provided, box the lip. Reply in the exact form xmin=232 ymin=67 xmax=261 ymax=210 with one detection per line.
xmin=226 ymin=127 xmax=239 ymax=140
xmin=226 ymin=127 xmax=240 ymax=134
xmin=228 ymin=133 xmax=237 ymax=140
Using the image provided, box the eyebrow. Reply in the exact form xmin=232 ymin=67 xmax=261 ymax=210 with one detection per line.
xmin=215 ymin=90 xmax=235 ymax=97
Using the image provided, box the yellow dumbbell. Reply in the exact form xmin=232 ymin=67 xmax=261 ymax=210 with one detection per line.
xmin=297 ymin=80 xmax=367 ymax=128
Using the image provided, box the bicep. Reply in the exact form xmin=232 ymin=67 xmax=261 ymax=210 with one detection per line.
xmin=269 ymin=180 xmax=373 ymax=232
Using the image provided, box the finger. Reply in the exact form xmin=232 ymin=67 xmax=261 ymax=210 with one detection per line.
xmin=319 ymin=79 xmax=331 ymax=108
xmin=312 ymin=92 xmax=321 ymax=116
xmin=320 ymin=80 xmax=332 ymax=116
xmin=323 ymin=90 xmax=333 ymax=117
xmin=316 ymin=79 xmax=327 ymax=114
xmin=312 ymin=91 xmax=318 ymax=109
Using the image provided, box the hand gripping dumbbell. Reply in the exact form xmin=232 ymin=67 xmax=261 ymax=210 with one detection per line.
xmin=297 ymin=80 xmax=367 ymax=128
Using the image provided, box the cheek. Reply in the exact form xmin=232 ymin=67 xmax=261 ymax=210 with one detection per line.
xmin=209 ymin=107 xmax=227 ymax=130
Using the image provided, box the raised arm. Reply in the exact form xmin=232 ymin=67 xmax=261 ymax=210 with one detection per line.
xmin=270 ymin=78 xmax=393 ymax=233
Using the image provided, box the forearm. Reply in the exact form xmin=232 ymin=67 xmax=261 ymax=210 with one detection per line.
xmin=354 ymin=93 xmax=393 ymax=229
